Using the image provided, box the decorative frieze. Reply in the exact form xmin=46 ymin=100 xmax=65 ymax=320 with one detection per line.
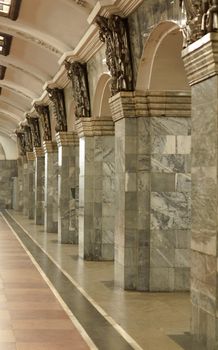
xmin=180 ymin=0 xmax=218 ymax=46
xmin=65 ymin=61 xmax=90 ymax=118
xmin=75 ymin=117 xmax=114 ymax=137
xmin=47 ymin=87 xmax=67 ymax=132
xmin=34 ymin=104 xmax=52 ymax=141
xmin=23 ymin=125 xmax=33 ymax=152
xmin=15 ymin=130 xmax=26 ymax=156
xmin=26 ymin=115 xmax=41 ymax=148
xmin=96 ymin=15 xmax=133 ymax=96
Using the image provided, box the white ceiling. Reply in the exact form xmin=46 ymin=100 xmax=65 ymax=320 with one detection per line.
xmin=0 ymin=0 xmax=98 ymax=137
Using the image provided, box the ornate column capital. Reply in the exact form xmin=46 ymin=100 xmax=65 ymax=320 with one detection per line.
xmin=26 ymin=114 xmax=42 ymax=148
xmin=26 ymin=152 xmax=35 ymax=161
xmin=65 ymin=61 xmax=90 ymax=118
xmin=34 ymin=104 xmax=52 ymax=141
xmin=109 ymin=91 xmax=148 ymax=122
xmin=182 ymin=32 xmax=218 ymax=86
xmin=43 ymin=141 xmax=58 ymax=154
xmin=75 ymin=117 xmax=114 ymax=138
xmin=34 ymin=147 xmax=45 ymax=158
xmin=46 ymin=87 xmax=67 ymax=133
xmin=55 ymin=132 xmax=79 ymax=147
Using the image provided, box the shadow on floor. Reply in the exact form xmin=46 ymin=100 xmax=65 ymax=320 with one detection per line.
xmin=169 ymin=333 xmax=205 ymax=350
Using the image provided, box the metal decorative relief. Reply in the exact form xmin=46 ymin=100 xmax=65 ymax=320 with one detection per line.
xmin=46 ymin=87 xmax=67 ymax=132
xmin=23 ymin=125 xmax=33 ymax=152
xmin=26 ymin=115 xmax=41 ymax=148
xmin=15 ymin=130 xmax=26 ymax=156
xmin=34 ymin=104 xmax=52 ymax=141
xmin=96 ymin=15 xmax=133 ymax=96
xmin=65 ymin=61 xmax=90 ymax=118
xmin=180 ymin=0 xmax=218 ymax=45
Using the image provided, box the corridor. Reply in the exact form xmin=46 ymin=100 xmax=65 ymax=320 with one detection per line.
xmin=0 ymin=210 xmax=192 ymax=350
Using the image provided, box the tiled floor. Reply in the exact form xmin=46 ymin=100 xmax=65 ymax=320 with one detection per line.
xmin=2 ymin=210 xmax=193 ymax=350
xmin=0 ymin=215 xmax=90 ymax=350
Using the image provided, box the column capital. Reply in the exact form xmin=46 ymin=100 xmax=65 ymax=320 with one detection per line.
xmin=55 ymin=131 xmax=79 ymax=147
xmin=109 ymin=91 xmax=191 ymax=122
xmin=43 ymin=141 xmax=58 ymax=154
xmin=75 ymin=117 xmax=114 ymax=138
xmin=26 ymin=152 xmax=35 ymax=161
xmin=182 ymin=33 xmax=218 ymax=86
xmin=34 ymin=147 xmax=45 ymax=158
xmin=109 ymin=91 xmax=148 ymax=122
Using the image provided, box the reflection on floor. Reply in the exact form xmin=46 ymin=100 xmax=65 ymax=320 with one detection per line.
xmin=0 ymin=214 xmax=90 ymax=350
xmin=4 ymin=209 xmax=192 ymax=350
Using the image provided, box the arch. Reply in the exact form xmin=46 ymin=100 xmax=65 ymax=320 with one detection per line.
xmin=136 ymin=21 xmax=189 ymax=91
xmin=92 ymin=73 xmax=112 ymax=118
xmin=0 ymin=142 xmax=6 ymax=160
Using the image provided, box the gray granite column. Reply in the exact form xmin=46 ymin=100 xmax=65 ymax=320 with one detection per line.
xmin=76 ymin=117 xmax=115 ymax=261
xmin=43 ymin=141 xmax=58 ymax=233
xmin=148 ymin=91 xmax=191 ymax=292
xmin=110 ymin=92 xmax=150 ymax=290
xmin=34 ymin=147 xmax=45 ymax=225
xmin=26 ymin=152 xmax=35 ymax=220
xmin=16 ymin=157 xmax=24 ymax=211
xmin=56 ymin=132 xmax=79 ymax=244
xmin=182 ymin=33 xmax=218 ymax=349
xmin=22 ymin=156 xmax=28 ymax=216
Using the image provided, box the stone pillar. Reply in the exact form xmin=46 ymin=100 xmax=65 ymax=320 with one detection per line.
xmin=148 ymin=91 xmax=191 ymax=292
xmin=110 ymin=92 xmax=150 ymax=290
xmin=56 ymin=132 xmax=79 ymax=244
xmin=26 ymin=152 xmax=35 ymax=220
xmin=34 ymin=147 xmax=45 ymax=225
xmin=22 ymin=156 xmax=28 ymax=216
xmin=16 ymin=157 xmax=24 ymax=211
xmin=182 ymin=33 xmax=218 ymax=349
xmin=43 ymin=141 xmax=58 ymax=233
xmin=76 ymin=117 xmax=115 ymax=260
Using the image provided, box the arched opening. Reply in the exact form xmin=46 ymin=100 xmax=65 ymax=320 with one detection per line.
xmin=93 ymin=73 xmax=112 ymax=118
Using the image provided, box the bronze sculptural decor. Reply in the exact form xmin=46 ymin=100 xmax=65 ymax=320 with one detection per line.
xmin=65 ymin=60 xmax=90 ymax=118
xmin=46 ymin=87 xmax=67 ymax=133
xmin=23 ymin=125 xmax=33 ymax=152
xmin=15 ymin=130 xmax=26 ymax=156
xmin=96 ymin=14 xmax=133 ymax=96
xmin=26 ymin=115 xmax=41 ymax=148
xmin=180 ymin=0 xmax=218 ymax=45
xmin=34 ymin=104 xmax=52 ymax=141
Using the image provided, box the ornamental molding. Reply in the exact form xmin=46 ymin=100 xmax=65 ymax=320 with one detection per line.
xmin=182 ymin=32 xmax=218 ymax=85
xmin=33 ymin=147 xmax=44 ymax=158
xmin=109 ymin=91 xmax=191 ymax=122
xmin=75 ymin=116 xmax=114 ymax=137
xmin=43 ymin=141 xmax=58 ymax=154
xmin=55 ymin=131 xmax=79 ymax=147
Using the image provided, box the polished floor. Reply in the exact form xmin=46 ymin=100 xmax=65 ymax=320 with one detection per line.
xmin=0 ymin=214 xmax=90 ymax=350
xmin=1 ymin=210 xmax=193 ymax=350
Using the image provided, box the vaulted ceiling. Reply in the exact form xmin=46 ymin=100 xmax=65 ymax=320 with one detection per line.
xmin=0 ymin=0 xmax=98 ymax=138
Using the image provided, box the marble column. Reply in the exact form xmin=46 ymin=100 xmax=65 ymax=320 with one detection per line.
xmin=76 ymin=117 xmax=115 ymax=261
xmin=26 ymin=152 xmax=35 ymax=220
xmin=56 ymin=132 xmax=79 ymax=244
xmin=22 ymin=156 xmax=28 ymax=216
xmin=182 ymin=33 xmax=218 ymax=349
xmin=110 ymin=92 xmax=150 ymax=291
xmin=43 ymin=141 xmax=58 ymax=233
xmin=16 ymin=157 xmax=24 ymax=211
xmin=34 ymin=147 xmax=45 ymax=225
